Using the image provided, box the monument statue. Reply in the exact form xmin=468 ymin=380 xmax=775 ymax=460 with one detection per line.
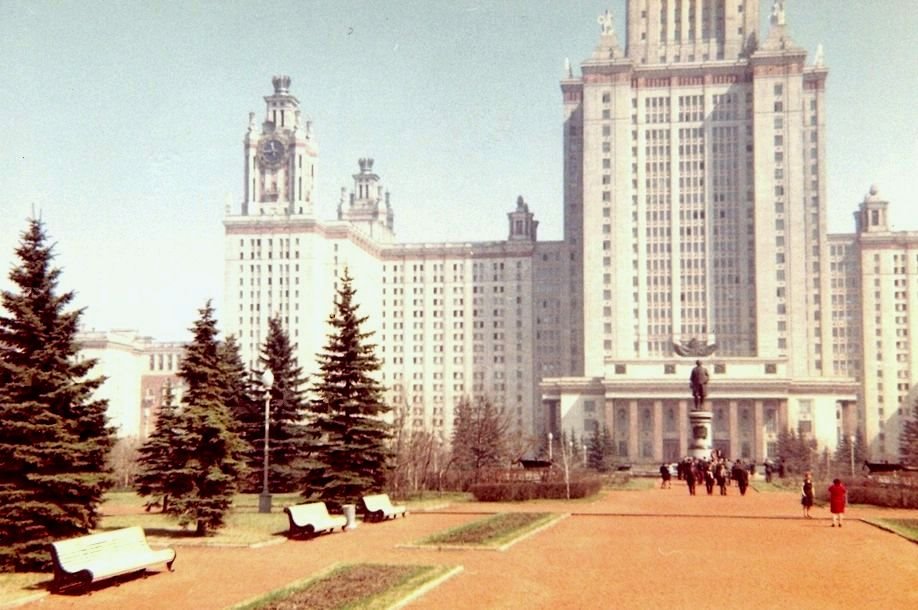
xmin=689 ymin=359 xmax=709 ymax=410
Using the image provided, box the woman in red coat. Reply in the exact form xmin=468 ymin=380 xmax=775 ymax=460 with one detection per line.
xmin=828 ymin=478 xmax=847 ymax=527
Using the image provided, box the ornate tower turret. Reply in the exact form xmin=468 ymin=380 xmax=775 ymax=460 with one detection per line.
xmin=339 ymin=158 xmax=395 ymax=242
xmin=242 ymin=75 xmax=317 ymax=216
xmin=855 ymin=185 xmax=890 ymax=234
xmin=508 ymin=195 xmax=538 ymax=241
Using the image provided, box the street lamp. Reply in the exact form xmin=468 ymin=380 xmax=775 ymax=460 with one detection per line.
xmin=258 ymin=368 xmax=275 ymax=514
xmin=547 ymin=432 xmax=553 ymax=461
xmin=849 ymin=434 xmax=856 ymax=478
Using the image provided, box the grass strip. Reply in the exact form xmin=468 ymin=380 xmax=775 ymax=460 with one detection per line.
xmin=0 ymin=572 xmax=48 ymax=606
xmin=228 ymin=563 xmax=455 ymax=610
xmin=419 ymin=512 xmax=555 ymax=547
xmin=864 ymin=518 xmax=918 ymax=543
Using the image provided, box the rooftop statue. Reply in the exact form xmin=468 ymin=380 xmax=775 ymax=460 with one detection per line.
xmin=597 ymin=10 xmax=615 ymax=35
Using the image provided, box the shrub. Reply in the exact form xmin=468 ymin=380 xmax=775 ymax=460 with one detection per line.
xmin=814 ymin=479 xmax=918 ymax=509
xmin=469 ymin=477 xmax=601 ymax=502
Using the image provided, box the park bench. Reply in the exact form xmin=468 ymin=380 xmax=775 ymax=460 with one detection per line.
xmin=49 ymin=526 xmax=176 ymax=592
xmin=360 ymin=493 xmax=407 ymax=522
xmin=284 ymin=502 xmax=347 ymax=538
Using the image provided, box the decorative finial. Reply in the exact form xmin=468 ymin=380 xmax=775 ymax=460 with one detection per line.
xmin=814 ymin=43 xmax=824 ymax=67
xmin=272 ymin=75 xmax=291 ymax=94
xmin=597 ymin=9 xmax=615 ymax=36
xmin=248 ymin=112 xmax=256 ymax=132
xmin=564 ymin=57 xmax=572 ymax=78
xmin=869 ymin=184 xmax=879 ymax=197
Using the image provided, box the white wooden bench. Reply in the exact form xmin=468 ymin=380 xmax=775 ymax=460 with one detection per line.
xmin=284 ymin=502 xmax=347 ymax=538
xmin=49 ymin=526 xmax=176 ymax=592
xmin=361 ymin=494 xmax=408 ymax=522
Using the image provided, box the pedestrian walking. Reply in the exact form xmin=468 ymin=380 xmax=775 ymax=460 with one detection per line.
xmin=685 ymin=459 xmax=697 ymax=496
xmin=704 ymin=465 xmax=715 ymax=495
xmin=715 ymin=461 xmax=728 ymax=495
xmin=660 ymin=463 xmax=672 ymax=489
xmin=828 ymin=478 xmax=847 ymax=527
xmin=732 ymin=460 xmax=749 ymax=496
xmin=801 ymin=472 xmax=814 ymax=518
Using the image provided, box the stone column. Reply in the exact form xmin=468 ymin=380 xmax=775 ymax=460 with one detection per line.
xmin=628 ymin=400 xmax=639 ymax=461
xmin=678 ymin=399 xmax=689 ymax=457
xmin=653 ymin=400 xmax=664 ymax=461
xmin=728 ymin=400 xmax=739 ymax=459
xmin=754 ymin=400 xmax=764 ymax=463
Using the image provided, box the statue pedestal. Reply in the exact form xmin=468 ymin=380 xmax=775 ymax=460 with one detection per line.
xmin=688 ymin=410 xmax=713 ymax=459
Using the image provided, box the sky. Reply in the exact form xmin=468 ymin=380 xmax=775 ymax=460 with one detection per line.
xmin=1 ymin=1 xmax=916 ymax=342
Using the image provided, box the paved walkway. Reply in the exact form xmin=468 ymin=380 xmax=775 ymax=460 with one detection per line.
xmin=20 ymin=484 xmax=918 ymax=609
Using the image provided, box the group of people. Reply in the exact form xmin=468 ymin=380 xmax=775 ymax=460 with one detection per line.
xmin=801 ymin=472 xmax=848 ymax=526
xmin=661 ymin=454 xmax=751 ymax=496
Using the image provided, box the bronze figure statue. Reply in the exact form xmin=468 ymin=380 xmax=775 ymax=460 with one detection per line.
xmin=689 ymin=359 xmax=709 ymax=410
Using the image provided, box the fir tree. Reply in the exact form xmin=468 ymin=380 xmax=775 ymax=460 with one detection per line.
xmin=165 ymin=302 xmax=247 ymax=535
xmin=587 ymin=427 xmax=616 ymax=472
xmin=218 ymin=335 xmax=259 ymax=491
xmin=901 ymin=395 xmax=918 ymax=466
xmin=303 ymin=270 xmax=391 ymax=508
xmin=134 ymin=380 xmax=181 ymax=512
xmin=0 ymin=218 xmax=114 ymax=572
xmin=835 ymin=429 xmax=868 ymax=473
xmin=257 ymin=316 xmax=312 ymax=493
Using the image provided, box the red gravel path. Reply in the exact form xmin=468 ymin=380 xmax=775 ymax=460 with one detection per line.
xmin=23 ymin=484 xmax=918 ymax=609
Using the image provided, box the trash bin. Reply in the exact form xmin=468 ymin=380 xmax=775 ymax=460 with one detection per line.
xmin=342 ymin=504 xmax=357 ymax=530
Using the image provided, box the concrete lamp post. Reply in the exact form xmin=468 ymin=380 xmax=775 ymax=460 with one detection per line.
xmin=258 ymin=368 xmax=275 ymax=514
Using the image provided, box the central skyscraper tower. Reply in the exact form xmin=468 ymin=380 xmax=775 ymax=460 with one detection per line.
xmin=546 ymin=1 xmax=854 ymax=464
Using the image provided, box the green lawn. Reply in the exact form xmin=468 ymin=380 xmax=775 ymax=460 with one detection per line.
xmin=419 ymin=512 xmax=557 ymax=548
xmin=865 ymin=518 xmax=918 ymax=543
xmin=98 ymin=492 xmax=302 ymax=546
xmin=229 ymin=563 xmax=458 ymax=610
xmin=0 ymin=572 xmax=49 ymax=606
xmin=98 ymin=491 xmax=472 ymax=547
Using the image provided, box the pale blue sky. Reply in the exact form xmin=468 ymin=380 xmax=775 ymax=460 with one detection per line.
xmin=1 ymin=1 xmax=916 ymax=341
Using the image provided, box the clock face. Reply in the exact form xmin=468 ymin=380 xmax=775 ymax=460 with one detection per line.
xmin=260 ymin=138 xmax=285 ymax=166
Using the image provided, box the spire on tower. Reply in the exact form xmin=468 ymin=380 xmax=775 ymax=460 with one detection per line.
xmin=814 ymin=43 xmax=825 ymax=67
xmin=272 ymin=75 xmax=291 ymax=94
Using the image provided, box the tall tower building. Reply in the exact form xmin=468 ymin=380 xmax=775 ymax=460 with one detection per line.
xmin=243 ymin=75 xmax=318 ymax=217
xmin=545 ymin=1 xmax=855 ymax=463
xmin=225 ymin=77 xmax=569 ymax=442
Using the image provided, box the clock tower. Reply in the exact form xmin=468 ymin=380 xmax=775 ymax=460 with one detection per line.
xmin=242 ymin=75 xmax=317 ymax=216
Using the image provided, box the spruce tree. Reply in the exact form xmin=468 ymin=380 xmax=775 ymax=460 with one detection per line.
xmin=134 ymin=380 xmax=181 ymax=512
xmin=901 ymin=396 xmax=918 ymax=466
xmin=587 ymin=429 xmax=608 ymax=472
xmin=165 ymin=302 xmax=247 ymax=535
xmin=0 ymin=218 xmax=114 ymax=572
xmin=218 ymin=335 xmax=259 ymax=491
xmin=257 ymin=316 xmax=311 ymax=493
xmin=303 ymin=269 xmax=391 ymax=509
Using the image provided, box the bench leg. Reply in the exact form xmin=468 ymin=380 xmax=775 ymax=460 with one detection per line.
xmin=167 ymin=557 xmax=176 ymax=572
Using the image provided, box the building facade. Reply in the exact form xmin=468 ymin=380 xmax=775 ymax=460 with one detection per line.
xmin=213 ymin=2 xmax=910 ymax=462
xmin=76 ymin=330 xmax=184 ymax=439
xmin=545 ymin=0 xmax=866 ymax=464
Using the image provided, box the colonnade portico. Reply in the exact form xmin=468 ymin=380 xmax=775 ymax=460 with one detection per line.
xmin=602 ymin=398 xmax=787 ymax=464
xmin=540 ymin=360 xmax=859 ymax=465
